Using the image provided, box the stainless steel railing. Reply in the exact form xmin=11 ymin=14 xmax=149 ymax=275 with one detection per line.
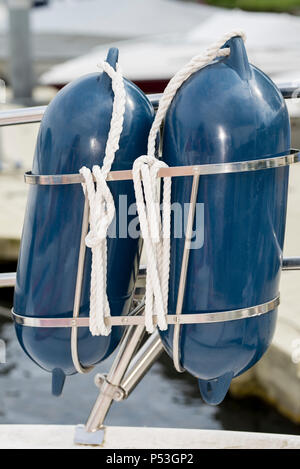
xmin=0 ymin=83 xmax=297 ymax=127
xmin=0 ymin=94 xmax=161 ymax=127
xmin=0 ymin=82 xmax=299 ymax=287
xmin=1 ymin=83 xmax=300 ymax=442
xmin=0 ymin=258 xmax=299 ymax=290
xmin=0 ymin=272 xmax=16 ymax=288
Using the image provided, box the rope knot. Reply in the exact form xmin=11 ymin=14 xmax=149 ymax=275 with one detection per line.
xmin=132 ymin=154 xmax=157 ymax=173
xmin=85 ymin=225 xmax=107 ymax=248
xmin=79 ymin=31 xmax=247 ymax=337
xmin=132 ymin=153 xmax=171 ymax=333
xmin=79 ymin=57 xmax=125 ymax=337
xmin=132 ymin=30 xmax=246 ymax=334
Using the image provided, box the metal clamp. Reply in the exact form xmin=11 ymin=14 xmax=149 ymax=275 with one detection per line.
xmin=94 ymin=373 xmax=125 ymax=401
xmin=11 ymin=295 xmax=280 ymax=327
xmin=23 ymin=149 xmax=300 ymax=186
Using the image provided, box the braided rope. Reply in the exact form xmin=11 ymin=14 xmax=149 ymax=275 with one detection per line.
xmin=80 ymin=60 xmax=126 ymax=336
xmin=133 ymin=31 xmax=246 ymax=333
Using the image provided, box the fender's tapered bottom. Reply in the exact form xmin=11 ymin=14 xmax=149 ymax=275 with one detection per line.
xmin=198 ymin=372 xmax=234 ymax=405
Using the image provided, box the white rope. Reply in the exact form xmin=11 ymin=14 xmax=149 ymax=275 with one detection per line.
xmin=133 ymin=31 xmax=246 ymax=333
xmin=80 ymin=60 xmax=126 ymax=336
xmin=133 ymin=156 xmax=171 ymax=333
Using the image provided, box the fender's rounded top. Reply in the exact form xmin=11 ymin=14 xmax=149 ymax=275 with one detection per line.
xmin=32 ymin=51 xmax=154 ymax=177
xmin=164 ymin=36 xmax=290 ymax=168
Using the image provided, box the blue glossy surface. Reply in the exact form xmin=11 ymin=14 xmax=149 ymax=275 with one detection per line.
xmin=13 ymin=48 xmax=154 ymax=391
xmin=159 ymin=37 xmax=290 ymax=404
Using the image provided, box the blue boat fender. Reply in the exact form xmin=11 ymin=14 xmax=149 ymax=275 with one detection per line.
xmin=13 ymin=48 xmax=154 ymax=395
xmin=158 ymin=34 xmax=290 ymax=404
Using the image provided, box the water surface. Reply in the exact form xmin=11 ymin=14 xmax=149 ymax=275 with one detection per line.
xmin=0 ymin=312 xmax=300 ymax=434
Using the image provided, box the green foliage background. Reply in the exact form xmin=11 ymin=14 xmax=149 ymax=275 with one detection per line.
xmin=204 ymin=0 xmax=300 ymax=13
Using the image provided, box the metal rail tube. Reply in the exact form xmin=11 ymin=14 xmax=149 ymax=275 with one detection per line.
xmin=0 ymin=84 xmax=297 ymax=127
xmin=0 ymin=272 xmax=16 ymax=288
xmin=1 ymin=256 xmax=299 ymax=290
xmin=0 ymin=106 xmax=46 ymax=126
xmin=282 ymin=257 xmax=300 ymax=270
xmin=85 ymin=303 xmax=145 ymax=432
xmin=120 ymin=331 xmax=164 ymax=399
xmin=0 ymin=94 xmax=159 ymax=127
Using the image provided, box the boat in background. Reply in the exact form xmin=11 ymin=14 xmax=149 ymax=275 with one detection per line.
xmin=40 ymin=9 xmax=300 ymax=93
xmin=0 ymin=0 xmax=215 ymax=82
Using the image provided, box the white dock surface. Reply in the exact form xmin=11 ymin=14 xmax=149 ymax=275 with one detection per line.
xmin=0 ymin=425 xmax=300 ymax=449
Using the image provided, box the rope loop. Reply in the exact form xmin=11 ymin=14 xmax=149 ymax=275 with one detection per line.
xmin=79 ymin=58 xmax=125 ymax=336
xmin=133 ymin=31 xmax=246 ymax=333
xmin=78 ymin=31 xmax=246 ymax=336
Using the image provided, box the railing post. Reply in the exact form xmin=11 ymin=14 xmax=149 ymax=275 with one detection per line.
xmin=8 ymin=0 xmax=34 ymax=104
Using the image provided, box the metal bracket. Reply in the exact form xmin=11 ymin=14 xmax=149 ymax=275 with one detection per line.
xmin=9 ymin=146 xmax=300 ymax=445
xmin=173 ymin=171 xmax=200 ymax=372
xmin=71 ymin=195 xmax=93 ymax=374
xmin=94 ymin=373 xmax=125 ymax=401
xmin=1 ymin=92 xmax=300 ymax=446
xmin=11 ymin=295 xmax=280 ymax=328
xmin=23 ymin=149 xmax=300 ymax=185
xmin=73 ymin=329 xmax=164 ymax=444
